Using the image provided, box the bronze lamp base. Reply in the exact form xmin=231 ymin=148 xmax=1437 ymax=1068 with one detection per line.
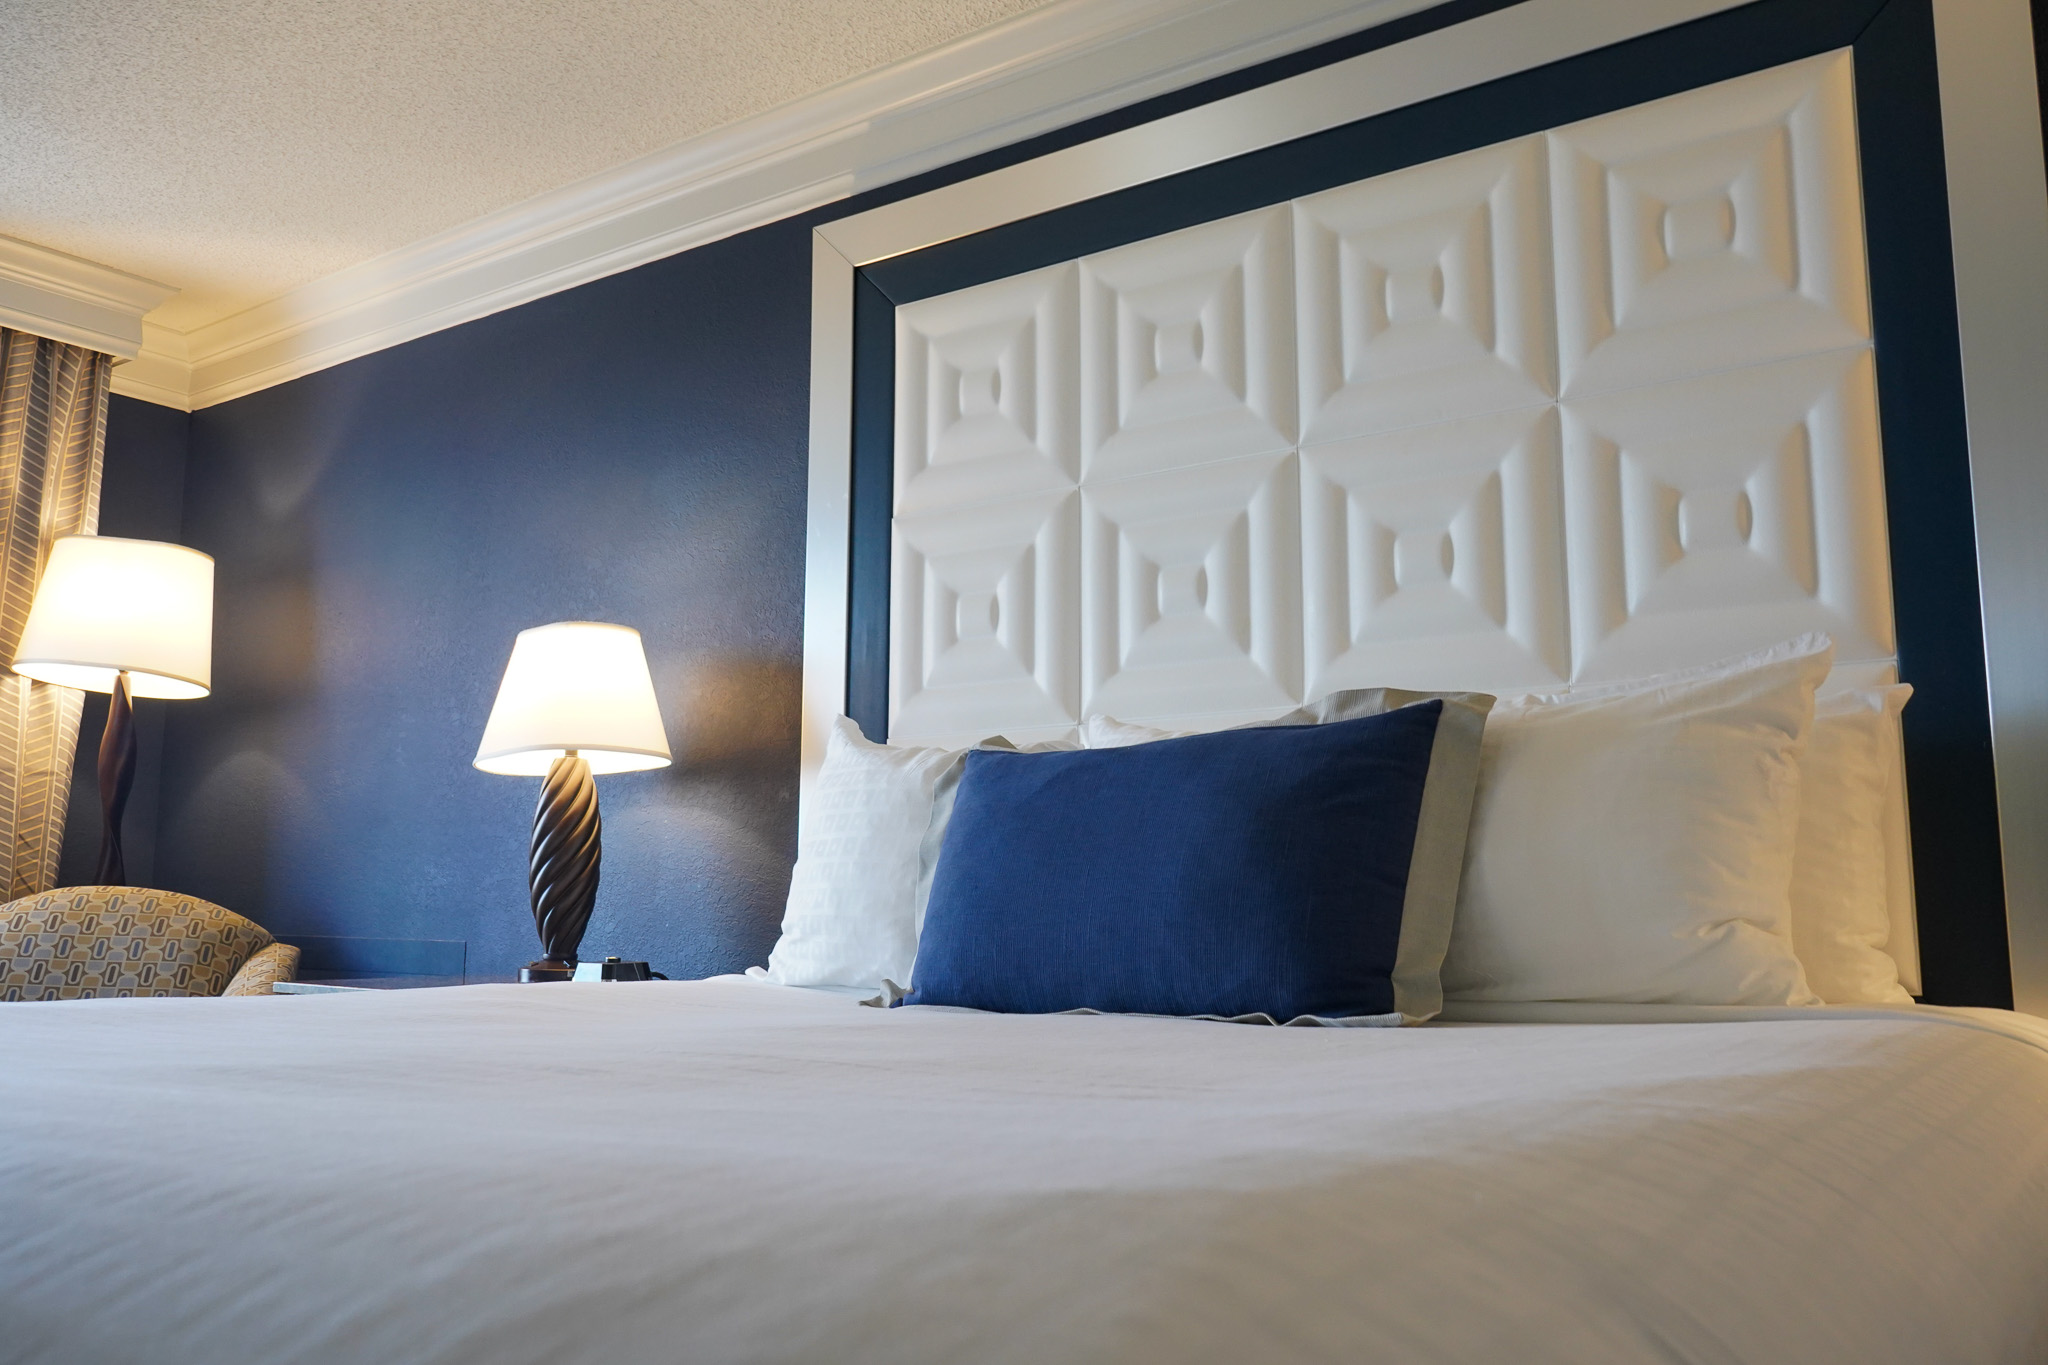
xmin=521 ymin=750 xmax=601 ymax=983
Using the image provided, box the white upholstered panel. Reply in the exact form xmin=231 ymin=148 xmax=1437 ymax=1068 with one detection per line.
xmin=888 ymin=49 xmax=1892 ymax=737
xmin=890 ymin=497 xmax=1080 ymax=748
xmin=890 ymin=264 xmax=1082 ymax=747
xmin=894 ymin=262 xmax=1078 ymax=515
xmin=1561 ymin=347 xmax=1893 ymax=682
xmin=1295 ymin=136 xmax=1557 ymax=442
xmin=1082 ymin=450 xmax=1303 ymax=724
xmin=1302 ymin=405 xmax=1569 ymax=695
xmin=1549 ymin=52 xmax=1871 ymax=399
xmin=1079 ymin=206 xmax=1297 ymax=481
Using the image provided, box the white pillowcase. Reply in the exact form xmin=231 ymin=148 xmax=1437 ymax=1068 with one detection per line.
xmin=1790 ymin=686 xmax=1915 ymax=1004
xmin=1441 ymin=637 xmax=1830 ymax=1006
xmin=761 ymin=718 xmax=966 ymax=991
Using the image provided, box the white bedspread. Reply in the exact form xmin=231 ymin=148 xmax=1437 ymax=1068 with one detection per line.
xmin=6 ymin=978 xmax=2048 ymax=1365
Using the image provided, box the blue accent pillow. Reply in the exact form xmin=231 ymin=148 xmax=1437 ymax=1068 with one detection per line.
xmin=903 ymin=701 xmax=1464 ymax=1023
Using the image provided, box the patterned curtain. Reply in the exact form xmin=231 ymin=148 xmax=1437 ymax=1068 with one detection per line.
xmin=0 ymin=329 xmax=108 ymax=900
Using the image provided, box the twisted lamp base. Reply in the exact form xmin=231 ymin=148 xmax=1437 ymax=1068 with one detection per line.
xmin=522 ymin=751 xmax=602 ymax=983
xmin=94 ymin=670 xmax=137 ymax=886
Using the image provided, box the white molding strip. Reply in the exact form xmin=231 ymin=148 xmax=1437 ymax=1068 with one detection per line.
xmin=1932 ymin=0 xmax=2048 ymax=1014
xmin=0 ymin=234 xmax=174 ymax=361
xmin=111 ymin=0 xmax=1446 ymax=411
xmin=798 ymin=233 xmax=858 ymax=837
xmin=111 ymin=322 xmax=194 ymax=408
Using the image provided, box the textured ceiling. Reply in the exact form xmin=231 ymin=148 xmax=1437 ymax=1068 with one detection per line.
xmin=1 ymin=0 xmax=1050 ymax=331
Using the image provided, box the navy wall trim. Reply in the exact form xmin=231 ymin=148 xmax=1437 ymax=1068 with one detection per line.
xmin=842 ymin=0 xmax=2009 ymax=1005
xmin=848 ymin=269 xmax=897 ymax=738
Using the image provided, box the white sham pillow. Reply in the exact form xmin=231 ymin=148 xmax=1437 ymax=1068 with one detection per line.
xmin=1790 ymin=685 xmax=1915 ymax=1004
xmin=1441 ymin=636 xmax=1830 ymax=1006
xmin=761 ymin=718 xmax=966 ymax=991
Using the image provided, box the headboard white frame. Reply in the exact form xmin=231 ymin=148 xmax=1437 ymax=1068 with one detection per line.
xmin=1929 ymin=0 xmax=2048 ymax=1018
xmin=801 ymin=0 xmax=2048 ymax=1011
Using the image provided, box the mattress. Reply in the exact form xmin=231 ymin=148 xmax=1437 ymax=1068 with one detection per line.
xmin=5 ymin=977 xmax=2047 ymax=1364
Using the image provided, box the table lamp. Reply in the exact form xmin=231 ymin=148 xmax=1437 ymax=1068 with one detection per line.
xmin=10 ymin=534 xmax=214 ymax=885
xmin=474 ymin=621 xmax=671 ymax=982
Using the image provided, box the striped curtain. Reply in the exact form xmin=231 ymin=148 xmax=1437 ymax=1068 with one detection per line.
xmin=0 ymin=329 xmax=108 ymax=900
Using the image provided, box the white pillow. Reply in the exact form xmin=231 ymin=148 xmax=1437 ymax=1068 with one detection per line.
xmin=1441 ymin=636 xmax=1830 ymax=1006
xmin=762 ymin=718 xmax=966 ymax=991
xmin=1790 ymin=686 xmax=1915 ymax=1004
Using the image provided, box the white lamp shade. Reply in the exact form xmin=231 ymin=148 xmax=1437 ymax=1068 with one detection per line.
xmin=11 ymin=535 xmax=213 ymax=699
xmin=474 ymin=621 xmax=673 ymax=776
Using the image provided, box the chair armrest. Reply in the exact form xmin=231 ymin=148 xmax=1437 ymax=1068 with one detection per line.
xmin=223 ymin=942 xmax=301 ymax=996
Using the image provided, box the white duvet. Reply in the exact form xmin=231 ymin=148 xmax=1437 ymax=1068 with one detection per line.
xmin=5 ymin=978 xmax=2048 ymax=1365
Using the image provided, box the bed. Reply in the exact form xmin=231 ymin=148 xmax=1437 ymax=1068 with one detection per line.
xmin=7 ymin=980 xmax=2048 ymax=1365
xmin=9 ymin=3 xmax=2048 ymax=1362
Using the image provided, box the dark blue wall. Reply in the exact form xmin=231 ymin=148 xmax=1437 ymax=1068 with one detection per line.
xmin=147 ymin=219 xmax=816 ymax=980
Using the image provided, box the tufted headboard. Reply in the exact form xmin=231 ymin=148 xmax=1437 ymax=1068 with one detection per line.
xmin=799 ymin=0 xmax=2048 ymax=1009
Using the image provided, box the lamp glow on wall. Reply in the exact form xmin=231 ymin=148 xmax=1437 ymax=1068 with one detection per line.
xmin=11 ymin=535 xmax=214 ymax=885
xmin=475 ymin=622 xmax=671 ymax=982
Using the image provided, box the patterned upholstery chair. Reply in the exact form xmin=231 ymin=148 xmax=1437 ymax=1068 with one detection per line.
xmin=0 ymin=887 xmax=299 ymax=1001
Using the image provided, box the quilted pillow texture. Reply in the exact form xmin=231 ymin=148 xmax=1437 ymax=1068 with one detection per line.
xmin=907 ymin=698 xmax=1492 ymax=1023
xmin=0 ymin=888 xmax=275 ymax=1001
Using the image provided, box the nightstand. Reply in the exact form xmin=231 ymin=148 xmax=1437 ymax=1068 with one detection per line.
xmin=273 ymin=975 xmax=467 ymax=993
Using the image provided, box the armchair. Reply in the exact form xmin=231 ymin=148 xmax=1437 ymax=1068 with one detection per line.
xmin=0 ymin=887 xmax=298 ymax=1001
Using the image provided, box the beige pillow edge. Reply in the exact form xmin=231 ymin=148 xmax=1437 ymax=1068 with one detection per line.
xmin=1794 ymin=685 xmax=1915 ymax=1004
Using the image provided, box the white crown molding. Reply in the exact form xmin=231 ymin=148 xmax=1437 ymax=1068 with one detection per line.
xmin=0 ymin=234 xmax=175 ymax=361
xmin=110 ymin=322 xmax=194 ymax=408
xmin=109 ymin=0 xmax=1438 ymax=411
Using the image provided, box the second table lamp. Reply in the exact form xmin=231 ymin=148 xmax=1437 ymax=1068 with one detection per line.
xmin=474 ymin=621 xmax=671 ymax=981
